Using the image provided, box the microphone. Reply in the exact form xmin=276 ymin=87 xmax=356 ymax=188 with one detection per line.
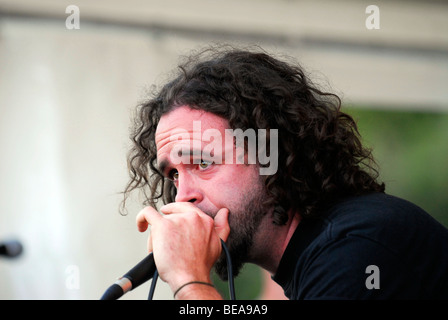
xmin=0 ymin=240 xmax=23 ymax=258
xmin=100 ymin=239 xmax=234 ymax=300
xmin=100 ymin=252 xmax=156 ymax=300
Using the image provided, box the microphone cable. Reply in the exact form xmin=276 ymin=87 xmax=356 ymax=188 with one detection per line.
xmin=220 ymin=239 xmax=236 ymax=300
xmin=147 ymin=239 xmax=235 ymax=300
xmin=147 ymin=269 xmax=158 ymax=300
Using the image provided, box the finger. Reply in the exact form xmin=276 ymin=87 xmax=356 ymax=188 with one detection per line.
xmin=160 ymin=202 xmax=199 ymax=215
xmin=136 ymin=206 xmax=163 ymax=232
xmin=213 ymin=208 xmax=230 ymax=241
xmin=160 ymin=202 xmax=212 ymax=221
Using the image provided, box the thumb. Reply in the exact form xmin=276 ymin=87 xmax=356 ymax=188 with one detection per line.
xmin=214 ymin=208 xmax=230 ymax=242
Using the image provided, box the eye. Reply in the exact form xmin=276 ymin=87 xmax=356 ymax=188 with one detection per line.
xmin=168 ymin=169 xmax=179 ymax=181
xmin=198 ymin=159 xmax=212 ymax=170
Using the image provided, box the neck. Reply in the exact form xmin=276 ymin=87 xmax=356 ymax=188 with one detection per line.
xmin=248 ymin=211 xmax=301 ymax=275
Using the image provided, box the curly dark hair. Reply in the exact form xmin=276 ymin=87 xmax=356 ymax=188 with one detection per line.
xmin=123 ymin=45 xmax=385 ymax=224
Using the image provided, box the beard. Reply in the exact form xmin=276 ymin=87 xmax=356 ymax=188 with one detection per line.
xmin=213 ymin=186 xmax=269 ymax=281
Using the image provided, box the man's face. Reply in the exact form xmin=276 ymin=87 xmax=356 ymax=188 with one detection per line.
xmin=155 ymin=105 xmax=268 ymax=279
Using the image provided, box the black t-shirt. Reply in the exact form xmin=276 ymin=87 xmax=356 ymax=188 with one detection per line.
xmin=272 ymin=193 xmax=448 ymax=299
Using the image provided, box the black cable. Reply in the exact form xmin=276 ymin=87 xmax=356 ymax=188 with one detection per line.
xmin=220 ymin=239 xmax=236 ymax=300
xmin=147 ymin=269 xmax=159 ymax=300
xmin=147 ymin=239 xmax=235 ymax=300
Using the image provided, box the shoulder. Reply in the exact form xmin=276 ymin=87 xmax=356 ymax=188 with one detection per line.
xmin=322 ymin=192 xmax=446 ymax=248
xmin=326 ymin=192 xmax=429 ymax=224
xmin=289 ymin=193 xmax=448 ymax=299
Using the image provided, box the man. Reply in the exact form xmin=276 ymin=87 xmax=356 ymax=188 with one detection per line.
xmin=123 ymin=46 xmax=448 ymax=299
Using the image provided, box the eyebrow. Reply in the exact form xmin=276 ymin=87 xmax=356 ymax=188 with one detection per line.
xmin=157 ymin=159 xmax=170 ymax=176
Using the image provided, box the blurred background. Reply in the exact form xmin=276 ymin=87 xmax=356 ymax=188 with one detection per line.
xmin=0 ymin=0 xmax=447 ymax=300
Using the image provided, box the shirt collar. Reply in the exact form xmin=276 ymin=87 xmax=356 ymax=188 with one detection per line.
xmin=272 ymin=216 xmax=326 ymax=290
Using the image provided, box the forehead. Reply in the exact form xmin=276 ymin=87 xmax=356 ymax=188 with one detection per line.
xmin=155 ymin=106 xmax=229 ymax=146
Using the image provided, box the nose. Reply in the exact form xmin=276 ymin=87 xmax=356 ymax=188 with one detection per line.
xmin=174 ymin=171 xmax=203 ymax=204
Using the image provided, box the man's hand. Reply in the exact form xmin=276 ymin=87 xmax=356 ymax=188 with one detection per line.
xmin=136 ymin=202 xmax=230 ymax=298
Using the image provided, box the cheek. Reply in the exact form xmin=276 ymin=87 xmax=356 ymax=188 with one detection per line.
xmin=205 ymin=165 xmax=260 ymax=209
